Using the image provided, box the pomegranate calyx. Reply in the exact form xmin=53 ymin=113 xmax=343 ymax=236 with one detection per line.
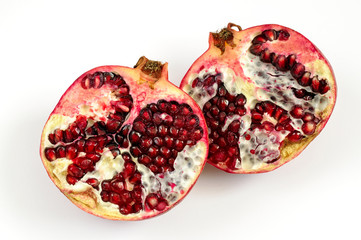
xmin=134 ymin=56 xmax=164 ymax=79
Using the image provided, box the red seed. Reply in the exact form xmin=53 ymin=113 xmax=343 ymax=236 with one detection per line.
xmin=311 ymin=76 xmax=320 ymax=92
xmin=274 ymin=55 xmax=287 ymax=71
xmin=291 ymin=63 xmax=305 ymax=80
xmin=86 ymin=153 xmax=101 ymax=162
xmin=302 ymin=121 xmax=316 ymax=135
xmin=288 ymin=130 xmax=303 ymax=142
xmin=278 ymin=30 xmax=290 ymax=41
xmin=86 ymin=178 xmax=99 ymax=189
xmin=260 ymin=48 xmax=272 ymax=63
xmin=56 ymin=146 xmax=66 ymax=158
xmin=148 ymin=146 xmax=159 ymax=158
xmin=158 ymin=125 xmax=168 ymax=137
xmin=249 ymin=44 xmax=263 ymax=56
xmin=111 ymin=180 xmax=124 ymax=193
xmin=229 ymin=120 xmax=241 ymax=133
xmin=129 ymin=131 xmax=141 ymax=144
xmin=68 ymin=164 xmax=84 ymax=178
xmin=287 ymin=54 xmax=297 ymax=68
xmin=213 ymin=150 xmax=227 ymax=162
xmin=298 ymin=72 xmax=311 ymax=86
xmin=54 ymin=129 xmax=64 ymax=143
xmin=66 ymin=175 xmax=78 ymax=185
xmin=45 ymin=148 xmax=57 ymax=161
xmin=65 ymin=145 xmax=78 ymax=159
xmin=290 ymin=105 xmax=304 ymax=118
xmin=174 ymin=140 xmax=185 ymax=151
xmin=262 ymin=29 xmax=278 ymax=41
xmin=252 ymin=34 xmax=267 ymax=44
xmin=110 ymin=192 xmax=122 ymax=205
xmin=146 ymin=194 xmax=159 ymax=210
xmin=302 ymin=112 xmax=315 ymax=122
xmin=133 ymin=121 xmax=146 ymax=134
xmin=139 ymin=155 xmax=151 ymax=164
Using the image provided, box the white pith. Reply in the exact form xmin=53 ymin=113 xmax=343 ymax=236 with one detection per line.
xmin=43 ymin=109 xmax=206 ymax=216
xmin=183 ymin=51 xmax=332 ymax=170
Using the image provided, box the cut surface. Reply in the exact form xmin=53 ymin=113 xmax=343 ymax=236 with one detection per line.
xmin=40 ymin=57 xmax=208 ymax=220
xmin=181 ymin=24 xmax=336 ymax=173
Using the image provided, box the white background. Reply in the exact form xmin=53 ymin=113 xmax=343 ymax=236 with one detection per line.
xmin=1 ymin=0 xmax=360 ymax=239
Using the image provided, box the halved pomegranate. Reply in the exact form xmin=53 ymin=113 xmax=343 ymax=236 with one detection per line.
xmin=40 ymin=57 xmax=208 ymax=220
xmin=180 ymin=23 xmax=336 ymax=173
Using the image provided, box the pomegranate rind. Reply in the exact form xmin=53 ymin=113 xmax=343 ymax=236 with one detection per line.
xmin=40 ymin=59 xmax=208 ymax=220
xmin=180 ymin=24 xmax=336 ymax=174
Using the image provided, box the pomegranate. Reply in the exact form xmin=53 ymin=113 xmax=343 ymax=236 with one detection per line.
xmin=40 ymin=57 xmax=208 ymax=220
xmin=180 ymin=23 xmax=336 ymax=173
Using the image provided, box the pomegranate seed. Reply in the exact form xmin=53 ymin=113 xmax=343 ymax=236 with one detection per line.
xmin=110 ymin=192 xmax=122 ymax=205
xmin=287 ymin=54 xmax=297 ymax=68
xmin=226 ymin=132 xmax=237 ymax=145
xmin=302 ymin=121 xmax=316 ymax=135
xmin=273 ymin=107 xmax=285 ymax=120
xmin=147 ymin=122 xmax=158 ymax=137
xmin=164 ymin=136 xmax=174 ymax=148
xmin=54 ymin=129 xmax=64 ymax=143
xmin=48 ymin=133 xmax=56 ymax=144
xmin=252 ymin=34 xmax=267 ymax=44
xmin=156 ymin=201 xmax=168 ymax=211
xmin=63 ymin=129 xmax=73 ymax=143
xmin=129 ymin=172 xmax=142 ymax=184
xmin=298 ymin=71 xmax=311 ymax=86
xmin=106 ymin=120 xmax=121 ymax=133
xmin=146 ymin=194 xmax=159 ymax=210
xmin=75 ymin=139 xmax=85 ymax=152
xmin=163 ymin=115 xmax=173 ymax=126
xmin=86 ymin=153 xmax=101 ymax=162
xmin=260 ymin=48 xmax=272 ymax=63
xmin=140 ymin=108 xmax=152 ymax=122
xmin=174 ymin=140 xmax=185 ymax=151
xmin=101 ymin=180 xmax=111 ymax=191
xmin=209 ymin=143 xmax=220 ymax=153
xmin=235 ymin=106 xmax=246 ymax=116
xmin=192 ymin=128 xmax=203 ymax=141
xmin=140 ymin=137 xmax=152 ymax=150
xmin=148 ymin=146 xmax=159 ymax=158
xmin=118 ymin=84 xmax=129 ymax=95
xmin=249 ymin=44 xmax=263 ymax=55
xmin=133 ymin=121 xmax=146 ymax=134
xmin=149 ymin=164 xmax=158 ymax=173
xmin=44 ymin=148 xmax=57 ymax=161
xmin=288 ymin=130 xmax=303 ymax=142
xmin=68 ymin=164 xmax=84 ymax=178
xmin=119 ymin=205 xmax=133 ymax=215
xmin=251 ymin=110 xmax=263 ymax=122
xmin=302 ymin=112 xmax=315 ymax=122
xmin=291 ymin=63 xmax=305 ymax=80
xmin=66 ymin=175 xmax=78 ymax=185
xmin=160 ymin=147 xmax=171 ymax=158
xmin=86 ymin=178 xmax=99 ymax=189
xmin=130 ymin=146 xmax=142 ymax=157
xmin=213 ymin=150 xmax=227 ymax=162
xmin=290 ymin=105 xmax=304 ymax=118
xmin=65 ymin=145 xmax=78 ymax=159
xmin=153 ymin=137 xmax=164 ymax=146
xmin=133 ymin=203 xmax=143 ymax=213
xmin=262 ymin=29 xmax=278 ymax=41
xmin=319 ymin=79 xmax=330 ymax=94
xmin=158 ymin=125 xmax=168 ymax=136
xmin=278 ymin=30 xmax=290 ymax=40
xmin=229 ymin=120 xmax=241 ymax=133
xmin=111 ymin=180 xmax=124 ymax=193
xmin=274 ymin=55 xmax=287 ymax=71
xmin=139 ymin=154 xmax=151 ymax=164
xmin=56 ymin=146 xmax=66 ymax=158
xmin=311 ymin=76 xmax=320 ymax=92
xmin=84 ymin=140 xmax=97 ymax=153
xmin=217 ymin=137 xmax=227 ymax=147
xmin=129 ymin=131 xmax=141 ymax=144
xmin=179 ymin=104 xmax=192 ymax=115
xmin=155 ymin=156 xmax=167 ymax=166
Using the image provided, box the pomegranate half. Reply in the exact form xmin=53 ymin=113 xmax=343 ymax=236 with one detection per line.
xmin=180 ymin=23 xmax=336 ymax=173
xmin=40 ymin=57 xmax=208 ymax=220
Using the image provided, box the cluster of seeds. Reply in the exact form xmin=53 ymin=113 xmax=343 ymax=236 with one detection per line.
xmin=129 ymin=100 xmax=204 ymax=174
xmin=249 ymin=28 xmax=330 ymax=96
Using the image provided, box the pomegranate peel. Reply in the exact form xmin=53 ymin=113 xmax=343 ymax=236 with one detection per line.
xmin=180 ymin=23 xmax=336 ymax=173
xmin=40 ymin=56 xmax=208 ymax=220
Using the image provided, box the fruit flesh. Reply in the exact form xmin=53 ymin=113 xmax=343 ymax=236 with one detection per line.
xmin=40 ymin=57 xmax=208 ymax=220
xmin=181 ymin=24 xmax=336 ymax=173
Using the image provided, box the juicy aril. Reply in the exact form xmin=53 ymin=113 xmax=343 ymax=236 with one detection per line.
xmin=180 ymin=23 xmax=336 ymax=173
xmin=40 ymin=57 xmax=208 ymax=220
